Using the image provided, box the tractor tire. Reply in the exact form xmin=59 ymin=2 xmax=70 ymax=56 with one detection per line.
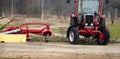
xmin=67 ymin=27 xmax=79 ymax=44
xmin=70 ymin=17 xmax=78 ymax=27
xmin=96 ymin=28 xmax=110 ymax=45
xmin=100 ymin=18 xmax=106 ymax=28
xmin=45 ymin=32 xmax=50 ymax=43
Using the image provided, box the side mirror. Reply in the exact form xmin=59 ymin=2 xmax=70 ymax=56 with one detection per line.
xmin=67 ymin=0 xmax=70 ymax=3
xmin=106 ymin=0 xmax=110 ymax=4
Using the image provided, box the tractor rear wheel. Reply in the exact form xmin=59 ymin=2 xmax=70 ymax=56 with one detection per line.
xmin=96 ymin=28 xmax=110 ymax=45
xmin=70 ymin=17 xmax=78 ymax=27
xmin=100 ymin=18 xmax=106 ymax=28
xmin=67 ymin=27 xmax=79 ymax=44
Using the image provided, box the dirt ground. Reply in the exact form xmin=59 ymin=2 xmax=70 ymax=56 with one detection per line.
xmin=0 ymin=42 xmax=120 ymax=59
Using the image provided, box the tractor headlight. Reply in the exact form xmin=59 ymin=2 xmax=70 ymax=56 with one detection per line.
xmin=95 ymin=27 xmax=98 ymax=30
xmin=91 ymin=23 xmax=93 ymax=26
xmin=85 ymin=23 xmax=88 ymax=26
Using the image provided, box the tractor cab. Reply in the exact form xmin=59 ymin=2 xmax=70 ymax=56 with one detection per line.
xmin=77 ymin=0 xmax=110 ymax=29
xmin=78 ymin=0 xmax=99 ymax=14
xmin=78 ymin=0 xmax=99 ymax=27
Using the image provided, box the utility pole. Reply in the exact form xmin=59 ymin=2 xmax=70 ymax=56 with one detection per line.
xmin=81 ymin=0 xmax=83 ymax=14
xmin=2 ymin=7 xmax=5 ymax=17
xmin=115 ymin=8 xmax=118 ymax=19
xmin=41 ymin=0 xmax=44 ymax=21
xmin=11 ymin=0 xmax=14 ymax=19
xmin=1 ymin=0 xmax=5 ymax=18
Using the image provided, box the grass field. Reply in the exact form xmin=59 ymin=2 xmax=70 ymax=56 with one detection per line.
xmin=107 ymin=20 xmax=120 ymax=42
xmin=0 ymin=19 xmax=120 ymax=43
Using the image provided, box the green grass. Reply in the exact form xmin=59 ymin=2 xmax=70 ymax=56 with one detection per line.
xmin=0 ymin=24 xmax=21 ymax=32
xmin=31 ymin=35 xmax=66 ymax=42
xmin=107 ymin=20 xmax=120 ymax=42
xmin=51 ymin=28 xmax=60 ymax=33
xmin=51 ymin=28 xmax=67 ymax=34
xmin=0 ymin=20 xmax=120 ymax=43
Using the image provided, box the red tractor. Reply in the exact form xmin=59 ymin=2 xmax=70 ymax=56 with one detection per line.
xmin=67 ymin=0 xmax=110 ymax=45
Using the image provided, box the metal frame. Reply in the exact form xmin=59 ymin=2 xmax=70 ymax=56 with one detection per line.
xmin=3 ymin=23 xmax=54 ymax=40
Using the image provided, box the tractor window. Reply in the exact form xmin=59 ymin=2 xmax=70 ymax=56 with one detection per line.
xmin=83 ymin=0 xmax=99 ymax=14
xmin=78 ymin=0 xmax=81 ymax=13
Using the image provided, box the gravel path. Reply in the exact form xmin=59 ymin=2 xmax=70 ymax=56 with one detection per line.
xmin=0 ymin=43 xmax=120 ymax=59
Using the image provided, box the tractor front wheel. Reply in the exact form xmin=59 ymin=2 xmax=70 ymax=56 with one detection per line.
xmin=67 ymin=27 xmax=79 ymax=44
xmin=96 ymin=28 xmax=110 ymax=45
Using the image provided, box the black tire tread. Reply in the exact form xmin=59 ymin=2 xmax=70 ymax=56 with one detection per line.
xmin=97 ymin=28 xmax=110 ymax=45
xmin=67 ymin=27 xmax=79 ymax=44
xmin=70 ymin=17 xmax=78 ymax=27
